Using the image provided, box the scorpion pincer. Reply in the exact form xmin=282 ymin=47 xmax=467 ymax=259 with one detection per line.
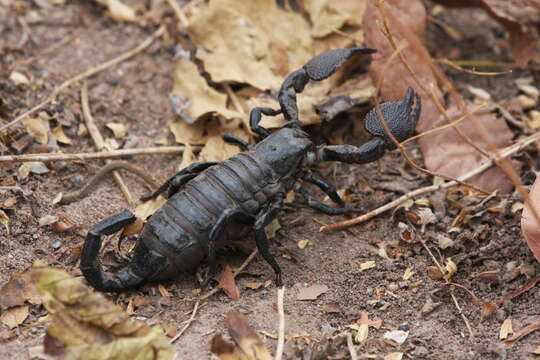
xmin=81 ymin=47 xmax=421 ymax=292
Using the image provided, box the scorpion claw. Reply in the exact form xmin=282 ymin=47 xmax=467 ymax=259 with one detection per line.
xmin=304 ymin=46 xmax=377 ymax=81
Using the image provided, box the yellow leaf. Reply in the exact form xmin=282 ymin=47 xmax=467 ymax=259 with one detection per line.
xmin=499 ymin=317 xmax=513 ymax=340
xmin=22 ymin=117 xmax=49 ymax=144
xmin=102 ymin=0 xmax=139 ymax=23
xmin=403 ymin=266 xmax=415 ymax=280
xmin=0 ymin=209 xmax=9 ymax=235
xmin=122 ymin=196 xmax=166 ymax=236
xmin=106 ymin=122 xmax=127 ymax=139
xmin=384 ymin=353 xmax=404 ymax=360
xmin=0 ymin=305 xmax=29 ymax=329
xmin=297 ymin=239 xmax=310 ymax=249
xmin=52 ymin=125 xmax=73 ymax=145
xmin=158 ymin=284 xmax=172 ymax=297
xmin=36 ymin=266 xmax=173 ymax=359
xmin=359 ymin=261 xmax=376 ymax=271
xmin=199 ymin=130 xmax=249 ymax=162
xmin=443 ymin=258 xmax=458 ymax=281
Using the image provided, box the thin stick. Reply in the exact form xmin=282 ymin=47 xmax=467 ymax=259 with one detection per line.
xmin=59 ymin=161 xmax=160 ymax=204
xmin=321 ymin=130 xmax=540 ymax=231
xmin=0 ymin=146 xmax=186 ymax=163
xmin=419 ymin=239 xmax=474 ymax=337
xmin=222 ymin=83 xmax=245 ymax=115
xmin=81 ymin=82 xmax=133 ymax=204
xmin=346 ymin=333 xmax=358 ymax=360
xmin=171 ymin=300 xmax=199 ymax=343
xmin=0 ymin=25 xmax=165 ymax=133
xmin=165 ymin=0 xmax=189 ymax=28
xmin=199 ymin=248 xmax=259 ymax=301
xmin=275 ymin=287 xmax=285 ymax=360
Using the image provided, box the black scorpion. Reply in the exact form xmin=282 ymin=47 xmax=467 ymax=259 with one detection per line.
xmin=81 ymin=47 xmax=421 ymax=292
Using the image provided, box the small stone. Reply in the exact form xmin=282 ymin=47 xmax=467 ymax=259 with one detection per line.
xmin=51 ymin=240 xmax=62 ymax=249
xmin=421 ymin=298 xmax=441 ymax=315
xmin=518 ymin=94 xmax=537 ymax=109
xmin=398 ymin=322 xmax=410 ymax=331
xmin=398 ymin=281 xmax=408 ymax=289
xmin=387 ymin=283 xmax=399 ymax=291
xmin=383 ymin=330 xmax=409 ymax=346
xmin=496 ymin=308 xmax=506 ymax=322
xmin=517 ymin=83 xmax=539 ymax=100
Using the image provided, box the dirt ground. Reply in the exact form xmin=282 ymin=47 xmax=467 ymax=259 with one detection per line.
xmin=1 ymin=1 xmax=539 ymax=359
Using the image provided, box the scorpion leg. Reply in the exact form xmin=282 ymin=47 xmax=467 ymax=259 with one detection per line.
xmin=203 ymin=209 xmax=255 ymax=287
xmin=317 ymin=89 xmax=421 ymax=165
xmin=253 ymin=194 xmax=286 ymax=287
xmin=81 ymin=209 xmax=168 ymax=292
xmin=141 ymin=161 xmax=220 ymax=200
xmin=222 ymin=133 xmax=251 ymax=151
xmin=249 ymin=107 xmax=282 ymax=138
xmin=300 ymin=172 xmax=344 ymax=206
xmin=297 ymin=184 xmax=361 ymax=215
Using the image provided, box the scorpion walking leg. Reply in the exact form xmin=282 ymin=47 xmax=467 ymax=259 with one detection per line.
xmin=253 ymin=193 xmax=286 ymax=287
xmin=222 ymin=133 xmax=251 ymax=151
xmin=249 ymin=107 xmax=282 ymax=138
xmin=297 ymin=185 xmax=361 ymax=215
xmin=203 ymin=209 xmax=255 ymax=287
xmin=141 ymin=161 xmax=220 ymax=200
xmin=81 ymin=210 xmax=167 ymax=292
xmin=301 ymin=172 xmax=344 ymax=206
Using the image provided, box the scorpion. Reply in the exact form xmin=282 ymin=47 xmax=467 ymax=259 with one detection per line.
xmin=81 ymin=46 xmax=421 ymax=292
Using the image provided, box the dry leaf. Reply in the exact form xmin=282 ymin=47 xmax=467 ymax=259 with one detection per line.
xmin=0 ymin=305 xmax=29 ymax=329
xmin=444 ymin=259 xmax=458 ymax=281
xmin=359 ymin=260 xmax=376 ymax=271
xmin=296 ymin=284 xmax=328 ymax=300
xmin=383 ymin=330 xmax=408 ymax=346
xmin=199 ymin=130 xmax=249 ymax=163
xmin=36 ymin=265 xmax=173 ymax=359
xmin=323 ymin=302 xmax=341 ymax=313
xmin=297 ymin=239 xmax=310 ymax=249
xmin=122 ymin=195 xmax=166 ymax=236
xmin=244 ymin=282 xmax=264 ymax=290
xmin=499 ymin=317 xmax=513 ymax=340
xmin=39 ymin=215 xmax=59 ymax=227
xmin=504 ymin=319 xmax=540 ymax=347
xmin=3 ymin=196 xmax=17 ymax=208
xmin=521 ymin=176 xmax=540 ymax=263
xmin=218 ymin=264 xmax=241 ymax=300
xmin=384 ymin=353 xmax=404 ymax=360
xmin=0 ymin=209 xmax=9 ymax=235
xmin=349 ymin=311 xmax=382 ymax=343
xmin=22 ymin=117 xmax=49 ymax=144
xmin=403 ymin=266 xmax=415 ymax=280
xmin=94 ymin=0 xmax=139 ymax=23
xmin=533 ymin=345 xmax=540 ymax=355
xmin=265 ymin=218 xmax=281 ymax=240
xmin=211 ymin=312 xmax=273 ymax=360
xmin=51 ymin=125 xmax=72 ymax=145
xmin=10 ymin=71 xmax=29 ymax=85
xmin=481 ymin=301 xmax=497 ymax=319
xmin=0 ymin=264 xmax=43 ymax=310
xmin=106 ymin=123 xmax=127 ymax=139
xmin=158 ymin=284 xmax=172 ymax=297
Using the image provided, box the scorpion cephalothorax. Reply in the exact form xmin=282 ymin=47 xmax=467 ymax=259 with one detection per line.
xmin=80 ymin=46 xmax=421 ymax=292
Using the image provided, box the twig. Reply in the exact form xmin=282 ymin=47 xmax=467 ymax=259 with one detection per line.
xmin=0 ymin=25 xmax=166 ymax=133
xmin=199 ymin=248 xmax=259 ymax=300
xmin=436 ymin=58 xmax=540 ymax=71
xmin=171 ymin=300 xmax=199 ymax=343
xmin=419 ymin=239 xmax=474 ymax=337
xmin=346 ymin=333 xmax=358 ymax=360
xmin=275 ymin=286 xmax=285 ymax=360
xmin=222 ymin=83 xmax=245 ymax=115
xmin=165 ymin=0 xmax=189 ymax=28
xmin=59 ymin=161 xmax=160 ymax=204
xmin=0 ymin=146 xmax=186 ymax=163
xmin=81 ymin=82 xmax=133 ymax=204
xmin=321 ymin=130 xmax=540 ymax=231
xmin=437 ymin=58 xmax=511 ymax=76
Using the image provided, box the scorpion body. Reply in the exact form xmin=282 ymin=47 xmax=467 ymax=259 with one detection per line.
xmin=81 ymin=47 xmax=421 ymax=292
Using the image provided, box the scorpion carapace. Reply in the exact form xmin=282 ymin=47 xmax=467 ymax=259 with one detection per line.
xmin=81 ymin=46 xmax=422 ymax=292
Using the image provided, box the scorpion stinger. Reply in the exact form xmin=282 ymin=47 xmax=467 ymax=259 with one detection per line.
xmin=247 ymin=47 xmax=377 ymax=139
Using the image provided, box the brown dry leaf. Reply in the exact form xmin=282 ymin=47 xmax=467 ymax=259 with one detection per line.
xmin=244 ymin=282 xmax=264 ymax=290
xmin=0 ymin=264 xmax=43 ymax=310
xmin=211 ymin=312 xmax=273 ymax=360
xmin=157 ymin=284 xmax=172 ymax=297
xmin=94 ymin=0 xmax=140 ymax=23
xmin=177 ymin=144 xmax=197 ymax=170
xmin=122 ymin=196 xmax=166 ymax=236
xmin=188 ymin=0 xmax=311 ymax=90
xmin=22 ymin=116 xmax=49 ymax=144
xmin=359 ymin=260 xmax=376 ymax=271
xmin=304 ymin=0 xmax=348 ymax=38
xmin=218 ymin=264 xmax=241 ymax=301
xmin=349 ymin=311 xmax=382 ymax=343
xmin=499 ymin=317 xmax=513 ymax=340
xmin=3 ymin=196 xmax=17 ymax=208
xmin=403 ymin=266 xmax=415 ymax=280
xmin=0 ymin=305 xmax=29 ymax=329
xmin=481 ymin=301 xmax=497 ymax=319
xmin=443 ymin=258 xmax=458 ymax=281
xmin=364 ymin=0 xmax=513 ymax=193
xmin=296 ymin=284 xmax=328 ymax=300
xmin=433 ymin=0 xmax=540 ymax=66
xmin=297 ymin=239 xmax=310 ymax=249
xmin=199 ymin=130 xmax=249 ymax=162
xmin=51 ymin=125 xmax=72 ymax=145
xmin=106 ymin=123 xmax=127 ymax=139
xmin=323 ymin=302 xmax=341 ymax=313
xmin=171 ymin=58 xmax=241 ymax=125
xmin=504 ymin=319 xmax=540 ymax=347
xmin=521 ymin=176 xmax=540 ymax=263
xmin=36 ymin=265 xmax=173 ymax=359
xmin=0 ymin=209 xmax=9 ymax=235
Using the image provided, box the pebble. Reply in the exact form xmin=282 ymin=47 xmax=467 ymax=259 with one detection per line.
xmin=51 ymin=240 xmax=62 ymax=249
xmin=398 ymin=322 xmax=410 ymax=331
xmin=387 ymin=283 xmax=399 ymax=291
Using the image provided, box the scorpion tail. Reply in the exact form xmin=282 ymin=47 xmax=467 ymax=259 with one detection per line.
xmin=81 ymin=210 xmax=166 ymax=292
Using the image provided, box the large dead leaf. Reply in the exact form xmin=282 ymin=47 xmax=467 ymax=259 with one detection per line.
xmin=171 ymin=58 xmax=242 ymax=125
xmin=188 ymin=0 xmax=312 ymax=90
xmin=36 ymin=265 xmax=173 ymax=359
xmin=0 ymin=305 xmax=29 ymax=329
xmin=199 ymin=130 xmax=249 ymax=162
xmin=22 ymin=116 xmax=49 ymax=144
xmin=521 ymin=176 xmax=540 ymax=263
xmin=364 ymin=0 xmax=514 ymax=193
xmin=432 ymin=0 xmax=540 ymax=67
xmin=218 ymin=264 xmax=241 ymax=301
xmin=211 ymin=312 xmax=272 ymax=360
xmin=0 ymin=265 xmax=42 ymax=310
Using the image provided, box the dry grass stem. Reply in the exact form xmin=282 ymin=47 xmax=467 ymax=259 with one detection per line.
xmin=0 ymin=146 xmax=186 ymax=163
xmin=0 ymin=25 xmax=165 ymax=133
xmin=172 ymin=300 xmax=199 ymax=343
xmin=437 ymin=58 xmax=511 ymax=76
xmin=347 ymin=333 xmax=358 ymax=360
xmin=275 ymin=286 xmax=285 ymax=360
